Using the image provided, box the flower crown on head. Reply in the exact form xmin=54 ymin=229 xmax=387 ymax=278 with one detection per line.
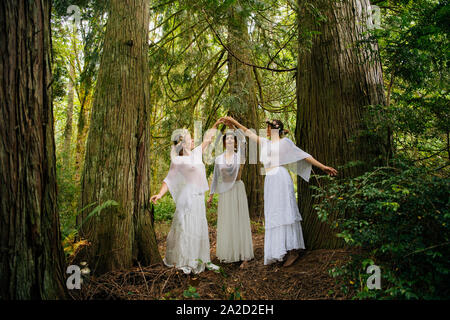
xmin=265 ymin=119 xmax=280 ymax=129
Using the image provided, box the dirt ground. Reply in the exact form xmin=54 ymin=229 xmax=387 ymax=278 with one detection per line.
xmin=73 ymin=220 xmax=353 ymax=300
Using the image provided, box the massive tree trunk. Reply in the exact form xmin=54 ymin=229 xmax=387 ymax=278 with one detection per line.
xmin=296 ymin=0 xmax=388 ymax=249
xmin=0 ymin=0 xmax=67 ymax=299
xmin=78 ymin=0 xmax=161 ymax=274
xmin=227 ymin=7 xmax=264 ymax=219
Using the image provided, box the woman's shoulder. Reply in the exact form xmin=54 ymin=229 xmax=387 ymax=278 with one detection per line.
xmin=282 ymin=137 xmax=294 ymax=144
xmin=214 ymin=153 xmax=224 ymax=163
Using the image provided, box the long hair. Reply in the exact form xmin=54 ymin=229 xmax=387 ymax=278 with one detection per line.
xmin=171 ymin=128 xmax=189 ymax=156
xmin=222 ymin=131 xmax=238 ymax=152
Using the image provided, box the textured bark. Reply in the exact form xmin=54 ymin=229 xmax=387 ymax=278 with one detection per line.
xmin=74 ymin=87 xmax=94 ymax=180
xmin=227 ymin=8 xmax=264 ymax=219
xmin=0 ymin=0 xmax=67 ymax=299
xmin=74 ymin=91 xmax=91 ymax=182
xmin=296 ymin=0 xmax=388 ymax=249
xmin=78 ymin=0 xmax=161 ymax=274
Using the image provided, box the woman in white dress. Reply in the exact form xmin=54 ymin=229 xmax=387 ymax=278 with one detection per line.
xmin=222 ymin=117 xmax=338 ymax=267
xmin=150 ymin=120 xmax=222 ymax=274
xmin=207 ymin=129 xmax=254 ymax=265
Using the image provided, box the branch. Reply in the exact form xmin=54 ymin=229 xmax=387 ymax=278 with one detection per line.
xmin=202 ymin=11 xmax=297 ymax=73
xmin=164 ymin=50 xmax=226 ymax=103
xmin=190 ymin=59 xmax=227 ymax=113
xmin=150 ymin=0 xmax=177 ymax=11
xmin=205 ymin=76 xmax=229 ymax=130
xmin=265 ymin=26 xmax=297 ymax=68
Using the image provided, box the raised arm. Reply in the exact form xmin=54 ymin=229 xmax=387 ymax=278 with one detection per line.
xmin=201 ymin=118 xmax=223 ymax=152
xmin=222 ymin=116 xmax=261 ymax=143
xmin=304 ymin=157 xmax=338 ymax=176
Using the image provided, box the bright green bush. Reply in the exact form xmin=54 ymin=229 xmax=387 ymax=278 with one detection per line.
xmin=313 ymin=158 xmax=450 ymax=299
xmin=153 ymin=196 xmax=176 ymax=222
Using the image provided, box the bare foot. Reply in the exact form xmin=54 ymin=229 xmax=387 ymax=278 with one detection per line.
xmin=283 ymin=251 xmax=299 ymax=267
xmin=240 ymin=260 xmax=248 ymax=269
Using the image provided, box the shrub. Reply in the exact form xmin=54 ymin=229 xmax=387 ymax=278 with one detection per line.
xmin=153 ymin=196 xmax=176 ymax=222
xmin=313 ymin=158 xmax=450 ymax=299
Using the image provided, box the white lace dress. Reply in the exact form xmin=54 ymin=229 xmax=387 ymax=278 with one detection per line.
xmin=163 ymin=145 xmax=218 ymax=274
xmin=211 ymin=155 xmax=254 ymax=263
xmin=210 ymin=130 xmax=253 ymax=263
xmin=263 ymin=166 xmax=306 ymax=265
xmin=260 ymin=137 xmax=312 ymax=265
xmin=163 ymin=184 xmax=212 ymax=274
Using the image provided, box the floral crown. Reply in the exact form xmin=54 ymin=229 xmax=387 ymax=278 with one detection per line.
xmin=265 ymin=119 xmax=281 ymax=129
xmin=265 ymin=119 xmax=289 ymax=135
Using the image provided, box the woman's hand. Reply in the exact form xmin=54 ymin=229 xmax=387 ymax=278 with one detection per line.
xmin=150 ymin=194 xmax=162 ymax=204
xmin=212 ymin=118 xmax=223 ymax=129
xmin=322 ymin=166 xmax=338 ymax=177
xmin=221 ymin=116 xmax=237 ymax=127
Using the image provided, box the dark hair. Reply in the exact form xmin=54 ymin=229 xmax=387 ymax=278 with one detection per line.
xmin=266 ymin=119 xmax=289 ymax=136
xmin=222 ymin=132 xmax=238 ymax=152
xmin=173 ymin=134 xmax=185 ymax=156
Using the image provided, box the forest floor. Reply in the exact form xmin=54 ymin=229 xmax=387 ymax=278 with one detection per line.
xmin=73 ymin=219 xmax=354 ymax=300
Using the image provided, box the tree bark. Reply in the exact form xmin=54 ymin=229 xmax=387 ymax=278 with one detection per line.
xmin=0 ymin=0 xmax=67 ymax=299
xmin=296 ymin=0 xmax=388 ymax=249
xmin=78 ymin=0 xmax=161 ymax=274
xmin=74 ymin=90 xmax=91 ymax=183
xmin=227 ymin=7 xmax=264 ymax=219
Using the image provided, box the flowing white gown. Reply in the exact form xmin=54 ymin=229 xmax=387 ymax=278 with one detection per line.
xmin=163 ymin=144 xmax=218 ymax=274
xmin=260 ymin=137 xmax=312 ymax=265
xmin=210 ymin=148 xmax=254 ymax=263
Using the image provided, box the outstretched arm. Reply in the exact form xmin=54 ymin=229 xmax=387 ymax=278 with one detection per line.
xmin=221 ymin=116 xmax=261 ymax=143
xmin=304 ymin=157 xmax=338 ymax=176
xmin=202 ymin=118 xmax=223 ymax=152
xmin=150 ymin=182 xmax=169 ymax=204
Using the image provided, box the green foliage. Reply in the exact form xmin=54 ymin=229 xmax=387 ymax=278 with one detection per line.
xmin=313 ymin=158 xmax=450 ymax=299
xmin=206 ymin=194 xmax=219 ymax=226
xmin=152 ymin=193 xmax=218 ymax=224
xmin=62 ymin=200 xmax=119 ymax=260
xmin=371 ymin=0 xmax=450 ymax=171
xmin=223 ymin=283 xmax=244 ymax=300
xmin=56 ymin=154 xmax=79 ymax=238
xmin=153 ymin=196 xmax=176 ymax=222
xmin=183 ymin=286 xmax=201 ymax=299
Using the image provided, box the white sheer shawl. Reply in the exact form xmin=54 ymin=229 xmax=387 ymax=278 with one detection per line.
xmin=210 ymin=129 xmax=246 ymax=195
xmin=260 ymin=137 xmax=312 ymax=182
xmin=163 ymin=144 xmax=209 ymax=205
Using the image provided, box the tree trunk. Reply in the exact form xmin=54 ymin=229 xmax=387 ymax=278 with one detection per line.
xmin=227 ymin=7 xmax=264 ymax=219
xmin=296 ymin=0 xmax=388 ymax=249
xmin=63 ymin=47 xmax=75 ymax=167
xmin=0 ymin=0 xmax=67 ymax=299
xmin=78 ymin=0 xmax=161 ymax=274
xmin=74 ymin=91 xmax=91 ymax=183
